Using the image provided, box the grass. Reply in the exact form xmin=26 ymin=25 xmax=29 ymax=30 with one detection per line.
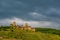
xmin=0 ymin=26 xmax=60 ymax=40
xmin=0 ymin=30 xmax=60 ymax=40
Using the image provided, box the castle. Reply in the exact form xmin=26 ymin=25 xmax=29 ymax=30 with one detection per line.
xmin=10 ymin=21 xmax=35 ymax=32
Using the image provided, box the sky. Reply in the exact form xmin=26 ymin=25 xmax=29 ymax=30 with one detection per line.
xmin=0 ymin=0 xmax=60 ymax=29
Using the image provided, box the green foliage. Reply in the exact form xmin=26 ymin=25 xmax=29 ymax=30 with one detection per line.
xmin=36 ymin=28 xmax=60 ymax=35
xmin=0 ymin=26 xmax=60 ymax=40
xmin=0 ymin=26 xmax=10 ymax=31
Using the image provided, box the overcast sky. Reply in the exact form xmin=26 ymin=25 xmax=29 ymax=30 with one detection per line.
xmin=0 ymin=0 xmax=60 ymax=29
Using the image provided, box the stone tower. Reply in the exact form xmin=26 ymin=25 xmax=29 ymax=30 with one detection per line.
xmin=12 ymin=21 xmax=16 ymax=26
xmin=10 ymin=21 xmax=17 ymax=29
xmin=24 ymin=23 xmax=29 ymax=27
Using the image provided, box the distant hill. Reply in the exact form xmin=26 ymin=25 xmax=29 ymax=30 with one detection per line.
xmin=36 ymin=28 xmax=60 ymax=36
xmin=0 ymin=26 xmax=60 ymax=40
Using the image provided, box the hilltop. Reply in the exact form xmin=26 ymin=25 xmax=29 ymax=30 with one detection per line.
xmin=0 ymin=26 xmax=60 ymax=40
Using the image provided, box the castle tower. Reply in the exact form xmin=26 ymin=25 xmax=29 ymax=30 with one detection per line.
xmin=10 ymin=21 xmax=17 ymax=29
xmin=23 ymin=23 xmax=32 ymax=30
xmin=24 ymin=23 xmax=29 ymax=27
xmin=12 ymin=21 xmax=16 ymax=26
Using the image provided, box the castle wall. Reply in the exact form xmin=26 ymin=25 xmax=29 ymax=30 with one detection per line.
xmin=10 ymin=21 xmax=35 ymax=32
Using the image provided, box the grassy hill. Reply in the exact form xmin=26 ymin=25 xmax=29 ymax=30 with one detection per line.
xmin=36 ymin=28 xmax=60 ymax=35
xmin=0 ymin=26 xmax=60 ymax=40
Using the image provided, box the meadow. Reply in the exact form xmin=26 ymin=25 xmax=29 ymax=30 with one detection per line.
xmin=0 ymin=26 xmax=60 ymax=40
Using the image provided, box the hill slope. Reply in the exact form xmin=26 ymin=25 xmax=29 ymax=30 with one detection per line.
xmin=0 ymin=31 xmax=60 ymax=40
xmin=0 ymin=26 xmax=60 ymax=40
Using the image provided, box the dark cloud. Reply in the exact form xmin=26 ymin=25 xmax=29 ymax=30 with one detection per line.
xmin=0 ymin=0 xmax=60 ymax=29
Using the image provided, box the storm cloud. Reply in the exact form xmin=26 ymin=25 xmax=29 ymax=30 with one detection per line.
xmin=0 ymin=0 xmax=60 ymax=29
